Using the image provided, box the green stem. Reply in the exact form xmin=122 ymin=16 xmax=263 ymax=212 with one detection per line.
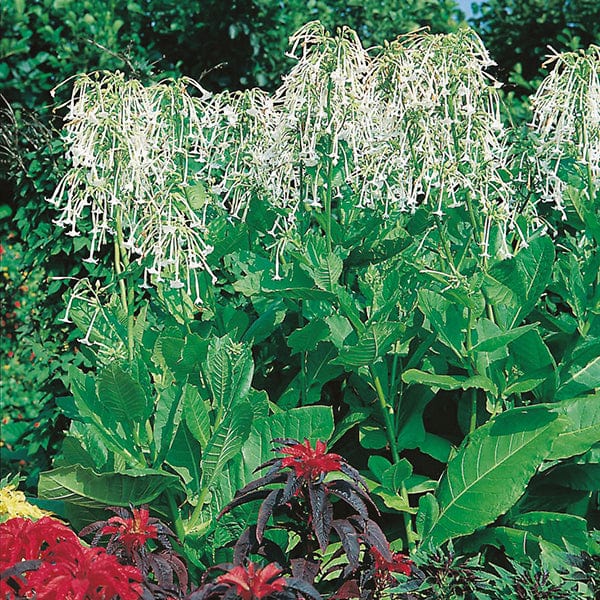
xmin=370 ymin=366 xmax=416 ymax=552
xmin=114 ymin=211 xmax=135 ymax=363
xmin=433 ymin=214 xmax=460 ymax=278
xmin=325 ymin=77 xmax=333 ymax=253
xmin=166 ymin=490 xmax=186 ymax=543
xmin=188 ymin=487 xmax=210 ymax=531
xmin=371 ymin=367 xmax=399 ymax=463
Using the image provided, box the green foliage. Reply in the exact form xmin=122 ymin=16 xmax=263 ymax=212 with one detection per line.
xmin=3 ymin=16 xmax=600 ymax=596
xmin=472 ymin=0 xmax=600 ymax=104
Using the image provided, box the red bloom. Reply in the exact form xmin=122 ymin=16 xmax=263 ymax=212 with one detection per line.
xmin=371 ymin=546 xmax=413 ymax=577
xmin=217 ymin=562 xmax=287 ymax=600
xmin=24 ymin=543 xmax=143 ymax=600
xmin=0 ymin=516 xmax=79 ymax=567
xmin=0 ymin=517 xmax=143 ymax=599
xmin=279 ymin=439 xmax=342 ymax=480
xmin=100 ymin=506 xmax=158 ymax=553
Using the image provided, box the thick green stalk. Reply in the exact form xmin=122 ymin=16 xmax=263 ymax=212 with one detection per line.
xmin=370 ymin=366 xmax=416 ymax=551
xmin=114 ymin=211 xmax=135 ymax=363
xmin=166 ymin=490 xmax=186 ymax=543
xmin=187 ymin=486 xmax=210 ymax=531
xmin=324 ymin=77 xmax=334 ymax=253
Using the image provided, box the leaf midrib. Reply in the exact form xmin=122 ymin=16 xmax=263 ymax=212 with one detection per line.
xmin=432 ymin=423 xmax=552 ymax=532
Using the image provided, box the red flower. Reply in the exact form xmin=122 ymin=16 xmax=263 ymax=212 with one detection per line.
xmin=24 ymin=543 xmax=143 ymax=600
xmin=0 ymin=516 xmax=79 ymax=567
xmin=217 ymin=563 xmax=286 ymax=600
xmin=7 ymin=351 xmax=13 ymax=358
xmin=100 ymin=506 xmax=158 ymax=553
xmin=0 ymin=517 xmax=143 ymax=599
xmin=14 ymin=301 xmax=21 ymax=309
xmin=279 ymin=439 xmax=342 ymax=480
xmin=371 ymin=546 xmax=413 ymax=577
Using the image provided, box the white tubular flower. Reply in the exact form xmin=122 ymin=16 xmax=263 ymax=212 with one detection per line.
xmin=530 ymin=46 xmax=600 ymax=216
xmin=50 ymin=71 xmax=216 ymax=295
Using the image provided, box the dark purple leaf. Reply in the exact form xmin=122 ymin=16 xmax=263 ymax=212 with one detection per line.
xmin=218 ymin=488 xmax=272 ymax=518
xmin=308 ymin=482 xmax=333 ymax=552
xmin=339 ymin=464 xmax=370 ymax=494
xmin=257 ymin=488 xmax=285 ymax=542
xmin=331 ymin=519 xmax=361 ymax=572
xmin=352 ymin=517 xmax=392 ymax=561
xmin=290 ymin=558 xmax=320 ymax=584
xmin=281 ymin=471 xmax=302 ymax=505
xmin=331 ymin=579 xmax=360 ymax=600
xmin=326 ymin=480 xmax=371 ymax=517
xmin=233 ymin=470 xmax=287 ymax=498
xmin=286 ymin=576 xmax=323 ymax=600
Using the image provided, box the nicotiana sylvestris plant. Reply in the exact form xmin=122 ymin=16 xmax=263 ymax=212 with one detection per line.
xmin=49 ymin=23 xmax=525 ymax=292
xmin=40 ymin=22 xmax=600 ymax=579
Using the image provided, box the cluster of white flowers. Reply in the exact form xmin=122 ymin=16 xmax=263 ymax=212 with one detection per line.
xmin=530 ymin=46 xmax=600 ymax=218
xmin=49 ymin=72 xmax=216 ymax=298
xmin=51 ymin=25 xmax=595 ymax=290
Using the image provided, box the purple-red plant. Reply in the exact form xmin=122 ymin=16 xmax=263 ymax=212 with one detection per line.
xmin=219 ymin=438 xmax=403 ymax=598
xmin=80 ymin=505 xmax=188 ymax=598
xmin=187 ymin=562 xmax=320 ymax=600
xmin=0 ymin=516 xmax=143 ymax=600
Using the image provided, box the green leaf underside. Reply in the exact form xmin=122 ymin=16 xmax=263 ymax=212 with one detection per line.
xmin=38 ymin=465 xmax=179 ymax=507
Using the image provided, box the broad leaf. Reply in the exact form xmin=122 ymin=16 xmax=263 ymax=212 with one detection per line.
xmin=547 ymin=393 xmax=600 ymax=460
xmin=417 ymin=289 xmax=467 ymax=357
xmin=287 ymin=319 xmax=331 ymax=355
xmin=205 ymin=336 xmax=253 ymax=413
xmin=38 ymin=465 xmax=179 ymax=507
xmin=200 ymin=401 xmax=253 ymax=490
xmin=211 ymin=407 xmax=334 ymax=520
xmin=511 ymin=511 xmax=590 ymax=551
xmin=97 ymin=362 xmax=151 ymax=424
xmin=470 ymin=323 xmax=538 ymax=354
xmin=166 ymin=422 xmax=202 ymax=505
xmin=484 ymin=237 xmax=554 ymax=330
xmin=556 ymin=341 xmax=600 ymax=400
xmin=332 ymin=322 xmax=404 ymax=367
xmin=261 ymin=265 xmax=335 ymax=301
xmin=402 ymin=369 xmax=496 ymax=394
xmin=183 ymin=383 xmax=211 ymax=448
xmin=422 ymin=406 xmax=566 ymax=546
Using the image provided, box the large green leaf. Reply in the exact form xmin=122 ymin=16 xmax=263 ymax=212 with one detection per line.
xmin=183 ymin=383 xmax=211 ymax=448
xmin=417 ymin=289 xmax=467 ymax=357
xmin=484 ymin=237 xmax=554 ymax=330
xmin=279 ymin=343 xmax=343 ymax=408
xmin=556 ymin=341 xmax=600 ymax=400
xmin=261 ymin=265 xmax=335 ymax=301
xmin=402 ymin=369 xmax=497 ymax=394
xmin=509 ymin=330 xmax=557 ymax=401
xmin=287 ymin=319 xmax=331 ymax=355
xmin=511 ymin=511 xmax=590 ymax=551
xmin=205 ymin=336 xmax=253 ymax=413
xmin=38 ymin=465 xmax=180 ymax=507
xmin=166 ymin=422 xmax=202 ymax=505
xmin=422 ymin=406 xmax=566 ymax=546
xmin=547 ymin=393 xmax=600 ymax=460
xmin=332 ymin=322 xmax=404 ymax=367
xmin=97 ymin=362 xmax=151 ymax=424
xmin=212 ymin=406 xmax=334 ymax=514
xmin=200 ymin=401 xmax=253 ymax=490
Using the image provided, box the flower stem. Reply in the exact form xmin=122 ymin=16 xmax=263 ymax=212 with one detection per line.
xmin=370 ymin=366 xmax=416 ymax=551
xmin=114 ymin=210 xmax=135 ymax=363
